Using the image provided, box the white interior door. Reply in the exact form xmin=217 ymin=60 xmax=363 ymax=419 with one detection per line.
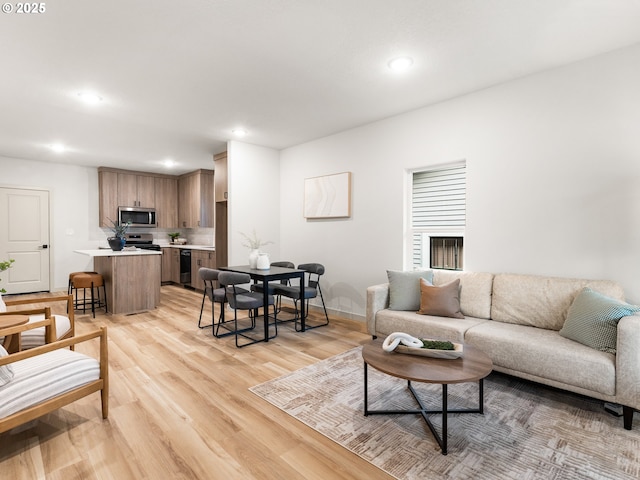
xmin=0 ymin=187 xmax=50 ymax=294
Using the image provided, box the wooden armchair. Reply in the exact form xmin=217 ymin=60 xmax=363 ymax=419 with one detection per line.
xmin=1 ymin=294 xmax=75 ymax=350
xmin=0 ymin=316 xmax=108 ymax=434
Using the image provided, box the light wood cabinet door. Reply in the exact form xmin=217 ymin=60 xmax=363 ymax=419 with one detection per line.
xmin=161 ymin=248 xmax=173 ymax=283
xmin=170 ymin=249 xmax=181 ymax=284
xmin=214 ymin=152 xmax=227 ymax=202
xmin=155 ymin=177 xmax=178 ymax=228
xmin=99 ymin=170 xmax=118 ymax=227
xmin=117 ymin=173 xmax=156 ymax=208
xmin=178 ymin=170 xmax=214 ymax=228
xmin=191 ymin=250 xmax=216 ymax=290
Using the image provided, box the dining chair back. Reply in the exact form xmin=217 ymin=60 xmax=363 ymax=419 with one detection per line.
xmin=218 ymin=271 xmax=277 ymax=347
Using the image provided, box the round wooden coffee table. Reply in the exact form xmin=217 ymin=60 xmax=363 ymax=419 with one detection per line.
xmin=362 ymin=338 xmax=493 ymax=455
xmin=0 ymin=314 xmax=29 ymax=353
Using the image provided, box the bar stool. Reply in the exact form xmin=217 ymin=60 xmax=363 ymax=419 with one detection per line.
xmin=71 ymin=273 xmax=107 ymax=317
xmin=68 ymin=271 xmax=98 ymax=295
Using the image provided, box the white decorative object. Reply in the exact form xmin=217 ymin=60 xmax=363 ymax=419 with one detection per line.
xmin=248 ymin=249 xmax=259 ymax=269
xmin=383 ymin=332 xmax=463 ymax=359
xmin=304 ymin=172 xmax=352 ymax=219
xmin=256 ymin=253 xmax=270 ymax=270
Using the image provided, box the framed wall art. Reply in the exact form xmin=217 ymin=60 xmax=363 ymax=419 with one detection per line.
xmin=303 ymin=172 xmax=352 ymax=219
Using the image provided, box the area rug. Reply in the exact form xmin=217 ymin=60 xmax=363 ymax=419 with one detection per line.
xmin=250 ymin=347 xmax=640 ymax=480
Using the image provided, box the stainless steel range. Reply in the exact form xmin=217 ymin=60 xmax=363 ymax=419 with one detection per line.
xmin=124 ymin=233 xmax=161 ymax=251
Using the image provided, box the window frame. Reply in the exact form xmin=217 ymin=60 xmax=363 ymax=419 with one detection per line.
xmin=405 ymin=161 xmax=466 ymax=271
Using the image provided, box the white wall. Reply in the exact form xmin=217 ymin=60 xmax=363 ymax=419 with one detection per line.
xmin=227 ymin=141 xmax=281 ymax=265
xmin=0 ymin=156 xmax=104 ymax=291
xmin=279 ymin=43 xmax=640 ymax=319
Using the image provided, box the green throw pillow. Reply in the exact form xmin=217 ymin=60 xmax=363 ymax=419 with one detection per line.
xmin=559 ymin=287 xmax=640 ymax=354
xmin=387 ymin=269 xmax=433 ymax=311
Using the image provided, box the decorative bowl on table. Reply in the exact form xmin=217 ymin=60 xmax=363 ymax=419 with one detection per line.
xmin=395 ymin=339 xmax=464 ymax=359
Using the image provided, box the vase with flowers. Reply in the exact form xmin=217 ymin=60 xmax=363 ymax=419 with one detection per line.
xmin=107 ymin=219 xmax=131 ymax=251
xmin=240 ymin=229 xmax=273 ymax=269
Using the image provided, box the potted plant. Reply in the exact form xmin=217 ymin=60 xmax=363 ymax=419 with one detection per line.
xmin=107 ymin=219 xmax=131 ymax=251
xmin=168 ymin=232 xmax=180 ymax=244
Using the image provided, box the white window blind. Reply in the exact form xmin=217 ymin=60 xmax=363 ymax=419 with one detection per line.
xmin=412 ymin=165 xmax=466 ymax=228
xmin=409 ymin=163 xmax=466 ymax=270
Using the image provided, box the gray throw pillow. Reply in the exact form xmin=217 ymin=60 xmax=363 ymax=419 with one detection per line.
xmin=559 ymin=287 xmax=640 ymax=354
xmin=387 ymin=269 xmax=433 ymax=311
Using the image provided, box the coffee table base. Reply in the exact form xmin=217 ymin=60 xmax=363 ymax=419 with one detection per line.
xmin=363 ymin=362 xmax=485 ymax=455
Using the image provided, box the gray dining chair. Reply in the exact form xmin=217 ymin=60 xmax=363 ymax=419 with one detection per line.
xmin=274 ymin=263 xmax=329 ymax=331
xmin=250 ymin=261 xmax=294 ymax=314
xmin=218 ymin=271 xmax=278 ymax=347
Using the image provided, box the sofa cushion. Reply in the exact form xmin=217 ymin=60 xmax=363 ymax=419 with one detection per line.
xmin=0 ymin=348 xmax=100 ymax=419
xmin=559 ymin=288 xmax=640 ymax=354
xmin=417 ymin=278 xmax=464 ymax=318
xmin=465 ymin=321 xmax=615 ymax=396
xmin=0 ymin=345 xmax=14 ymax=387
xmin=432 ymin=270 xmax=494 ymax=319
xmin=490 ymin=273 xmax=625 ymax=331
xmin=386 ymin=269 xmax=433 ymax=311
xmin=373 ymin=308 xmax=486 ymax=343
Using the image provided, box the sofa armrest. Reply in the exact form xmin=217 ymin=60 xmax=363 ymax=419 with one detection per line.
xmin=615 ymin=314 xmax=640 ymax=409
xmin=366 ymin=283 xmax=390 ymax=337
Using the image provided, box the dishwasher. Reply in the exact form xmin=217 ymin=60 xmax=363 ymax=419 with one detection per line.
xmin=180 ymin=249 xmax=191 ymax=285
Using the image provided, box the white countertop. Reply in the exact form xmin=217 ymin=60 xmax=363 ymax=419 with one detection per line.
xmin=74 ymin=249 xmax=163 ymax=257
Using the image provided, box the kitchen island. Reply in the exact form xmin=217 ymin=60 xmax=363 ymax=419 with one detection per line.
xmin=74 ymin=249 xmax=162 ymax=315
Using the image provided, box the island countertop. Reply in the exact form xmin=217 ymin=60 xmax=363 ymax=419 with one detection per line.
xmin=75 ymin=249 xmax=162 ymax=257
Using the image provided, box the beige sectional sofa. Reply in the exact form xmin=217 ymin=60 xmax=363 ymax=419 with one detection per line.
xmin=366 ymin=270 xmax=640 ymax=430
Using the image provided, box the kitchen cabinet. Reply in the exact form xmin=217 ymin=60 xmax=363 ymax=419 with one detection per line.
xmin=191 ymin=249 xmax=216 ymax=290
xmin=155 ymin=177 xmax=178 ymax=228
xmin=98 ymin=170 xmax=118 ymax=227
xmin=170 ymin=248 xmax=181 ymax=284
xmin=161 ymin=247 xmax=175 ymax=283
xmin=118 ymin=172 xmax=155 ymax=208
xmin=214 ymin=151 xmax=227 ymax=202
xmin=178 ymin=169 xmax=214 ymax=228
xmin=214 ymin=152 xmax=228 ymax=268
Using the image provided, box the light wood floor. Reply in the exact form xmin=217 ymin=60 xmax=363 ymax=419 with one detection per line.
xmin=0 ymin=285 xmax=393 ymax=480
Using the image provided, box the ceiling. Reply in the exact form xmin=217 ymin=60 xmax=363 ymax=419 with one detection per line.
xmin=1 ymin=0 xmax=640 ymax=175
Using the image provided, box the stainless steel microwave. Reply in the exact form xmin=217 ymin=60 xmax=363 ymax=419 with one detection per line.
xmin=118 ymin=206 xmax=157 ymax=227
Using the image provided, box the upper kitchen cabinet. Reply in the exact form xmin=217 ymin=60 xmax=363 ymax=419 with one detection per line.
xmin=155 ymin=176 xmax=178 ymax=228
xmin=118 ymin=173 xmax=155 ymax=208
xmin=178 ymin=169 xmax=214 ymax=228
xmin=98 ymin=167 xmax=177 ymax=228
xmin=214 ymin=151 xmax=227 ymax=202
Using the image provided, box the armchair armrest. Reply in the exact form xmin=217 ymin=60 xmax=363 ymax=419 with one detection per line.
xmin=2 ymin=294 xmax=75 ymax=345
xmin=615 ymin=314 xmax=640 ymax=409
xmin=366 ymin=283 xmax=390 ymax=337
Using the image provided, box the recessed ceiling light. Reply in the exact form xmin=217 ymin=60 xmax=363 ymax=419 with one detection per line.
xmin=77 ymin=91 xmax=103 ymax=105
xmin=50 ymin=143 xmax=66 ymax=153
xmin=387 ymin=56 xmax=414 ymax=73
xmin=163 ymin=159 xmax=176 ymax=168
xmin=232 ymin=128 xmax=248 ymax=138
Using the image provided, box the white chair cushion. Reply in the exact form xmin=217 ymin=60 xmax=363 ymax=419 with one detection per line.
xmin=0 ymin=348 xmax=100 ymax=418
xmin=0 ymin=345 xmax=14 ymax=387
xmin=20 ymin=314 xmax=72 ymax=350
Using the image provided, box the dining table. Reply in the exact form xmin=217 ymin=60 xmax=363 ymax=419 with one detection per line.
xmin=219 ymin=265 xmax=306 ymax=342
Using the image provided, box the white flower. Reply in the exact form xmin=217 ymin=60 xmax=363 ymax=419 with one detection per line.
xmin=240 ymin=229 xmax=273 ymax=250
